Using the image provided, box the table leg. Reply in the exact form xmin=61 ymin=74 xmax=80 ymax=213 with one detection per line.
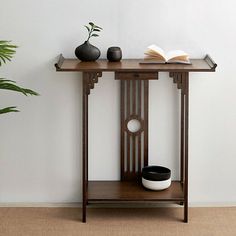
xmin=184 ymin=73 xmax=189 ymax=223
xmin=82 ymin=73 xmax=89 ymax=223
xmin=181 ymin=90 xmax=184 ymax=184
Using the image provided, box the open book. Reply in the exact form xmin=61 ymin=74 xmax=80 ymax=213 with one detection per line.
xmin=141 ymin=45 xmax=190 ymax=64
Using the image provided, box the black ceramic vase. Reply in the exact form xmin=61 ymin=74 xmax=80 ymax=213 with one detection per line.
xmin=75 ymin=41 xmax=101 ymax=61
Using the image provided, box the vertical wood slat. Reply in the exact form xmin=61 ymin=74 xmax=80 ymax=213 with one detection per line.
xmin=120 ymin=80 xmax=125 ymax=180
xmin=143 ymin=80 xmax=149 ymax=166
xmin=173 ymin=73 xmax=178 ymax=83
xmin=138 ymin=80 xmax=142 ymax=178
xmin=82 ymin=72 xmax=88 ymax=223
xmin=131 ymin=136 xmax=135 ymax=173
xmin=177 ymin=73 xmax=182 ymax=89
xmin=126 ymin=80 xmax=130 ymax=173
xmin=180 ymin=73 xmax=185 ymax=183
xmin=132 ymin=80 xmax=136 ymax=115
xmin=132 ymin=80 xmax=136 ymax=172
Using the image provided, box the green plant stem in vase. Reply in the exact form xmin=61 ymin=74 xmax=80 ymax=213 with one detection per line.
xmin=85 ymin=22 xmax=102 ymax=42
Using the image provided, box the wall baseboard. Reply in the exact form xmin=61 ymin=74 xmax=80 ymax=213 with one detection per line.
xmin=0 ymin=203 xmax=82 ymax=208
xmin=189 ymin=202 xmax=236 ymax=207
xmin=0 ymin=202 xmax=235 ymax=208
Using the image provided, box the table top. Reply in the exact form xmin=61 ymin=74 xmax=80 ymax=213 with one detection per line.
xmin=55 ymin=54 xmax=217 ymax=73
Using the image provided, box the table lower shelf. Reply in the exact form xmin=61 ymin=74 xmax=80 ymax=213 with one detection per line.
xmin=88 ymin=181 xmax=184 ymax=202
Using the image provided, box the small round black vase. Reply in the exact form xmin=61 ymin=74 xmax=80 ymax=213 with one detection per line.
xmin=107 ymin=47 xmax=122 ymax=62
xmin=75 ymin=41 xmax=100 ymax=61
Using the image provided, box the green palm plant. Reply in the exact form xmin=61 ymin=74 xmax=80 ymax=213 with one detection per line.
xmin=0 ymin=40 xmax=39 ymax=115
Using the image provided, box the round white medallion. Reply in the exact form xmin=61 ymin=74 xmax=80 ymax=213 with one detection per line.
xmin=127 ymin=119 xmax=141 ymax=133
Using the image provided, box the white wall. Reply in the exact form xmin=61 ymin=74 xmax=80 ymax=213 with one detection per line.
xmin=0 ymin=0 xmax=236 ymax=205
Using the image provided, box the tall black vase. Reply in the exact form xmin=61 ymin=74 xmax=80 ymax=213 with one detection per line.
xmin=75 ymin=41 xmax=100 ymax=61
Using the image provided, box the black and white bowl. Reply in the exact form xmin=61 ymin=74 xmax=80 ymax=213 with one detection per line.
xmin=142 ymin=166 xmax=171 ymax=191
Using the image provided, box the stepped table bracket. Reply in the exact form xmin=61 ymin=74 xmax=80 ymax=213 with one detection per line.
xmin=55 ymin=54 xmax=217 ymax=223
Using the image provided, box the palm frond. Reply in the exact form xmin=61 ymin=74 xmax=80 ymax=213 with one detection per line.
xmin=20 ymin=88 xmax=39 ymax=96
xmin=0 ymin=106 xmax=19 ymax=114
xmin=0 ymin=78 xmax=39 ymax=96
xmin=0 ymin=41 xmax=17 ymax=66
xmin=0 ymin=79 xmax=16 ymax=83
xmin=0 ymin=40 xmax=39 ymax=116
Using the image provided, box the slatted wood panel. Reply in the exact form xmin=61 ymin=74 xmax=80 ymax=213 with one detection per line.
xmin=117 ymin=73 xmax=150 ymax=181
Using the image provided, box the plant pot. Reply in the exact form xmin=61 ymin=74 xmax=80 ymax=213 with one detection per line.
xmin=75 ymin=41 xmax=100 ymax=61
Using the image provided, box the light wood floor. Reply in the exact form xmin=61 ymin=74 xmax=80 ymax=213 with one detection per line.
xmin=0 ymin=207 xmax=235 ymax=236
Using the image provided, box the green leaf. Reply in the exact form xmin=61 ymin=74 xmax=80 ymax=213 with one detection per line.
xmin=0 ymin=55 xmax=6 ymax=65
xmin=94 ymin=25 xmax=103 ymax=30
xmin=89 ymin=22 xmax=94 ymax=27
xmin=0 ymin=40 xmax=9 ymax=44
xmin=0 ymin=79 xmax=16 ymax=83
xmin=0 ymin=82 xmax=28 ymax=95
xmin=0 ymin=78 xmax=39 ymax=96
xmin=4 ymin=45 xmax=17 ymax=49
xmin=91 ymin=34 xmax=99 ymax=37
xmin=93 ymin=29 xmax=101 ymax=32
xmin=0 ymin=41 xmax=17 ymax=66
xmin=21 ymin=88 xmax=39 ymax=96
xmin=0 ymin=106 xmax=19 ymax=114
xmin=84 ymin=25 xmax=90 ymax=32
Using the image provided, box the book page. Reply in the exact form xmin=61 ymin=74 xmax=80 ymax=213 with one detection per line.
xmin=146 ymin=45 xmax=166 ymax=61
xmin=144 ymin=54 xmax=165 ymax=61
xmin=166 ymin=50 xmax=188 ymax=62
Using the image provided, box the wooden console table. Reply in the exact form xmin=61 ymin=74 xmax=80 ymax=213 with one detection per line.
xmin=55 ymin=55 xmax=217 ymax=223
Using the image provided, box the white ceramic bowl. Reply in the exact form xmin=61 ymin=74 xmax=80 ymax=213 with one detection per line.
xmin=142 ymin=177 xmax=171 ymax=191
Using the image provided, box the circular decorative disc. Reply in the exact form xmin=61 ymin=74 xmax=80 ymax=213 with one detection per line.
xmin=127 ymin=119 xmax=141 ymax=133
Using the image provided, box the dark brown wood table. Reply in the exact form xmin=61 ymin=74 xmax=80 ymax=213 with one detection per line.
xmin=55 ymin=55 xmax=217 ymax=223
